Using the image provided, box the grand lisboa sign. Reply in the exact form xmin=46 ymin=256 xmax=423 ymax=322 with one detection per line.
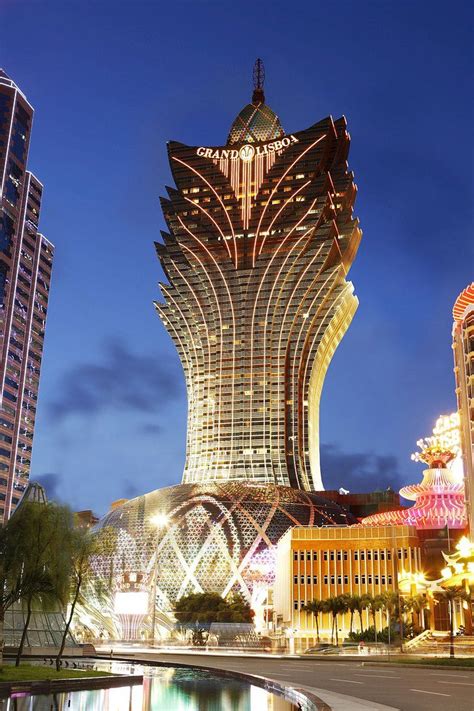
xmin=196 ymin=134 xmax=299 ymax=162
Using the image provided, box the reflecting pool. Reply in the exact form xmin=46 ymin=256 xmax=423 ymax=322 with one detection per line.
xmin=1 ymin=663 xmax=299 ymax=710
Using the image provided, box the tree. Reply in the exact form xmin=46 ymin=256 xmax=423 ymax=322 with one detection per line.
xmin=55 ymin=527 xmax=107 ymax=671
xmin=174 ymin=592 xmax=254 ymax=646
xmin=324 ymin=596 xmax=347 ymax=646
xmin=346 ymin=594 xmax=365 ymax=635
xmin=380 ymin=591 xmax=398 ymax=629
xmin=379 ymin=591 xmax=399 ymax=648
xmin=365 ymin=594 xmax=384 ymax=643
xmin=436 ymin=586 xmax=468 ymax=659
xmin=402 ymin=594 xmax=428 ymax=634
xmin=302 ymin=599 xmax=325 ymax=642
xmin=0 ymin=516 xmax=25 ymax=666
xmin=13 ymin=502 xmax=72 ymax=666
xmin=0 ymin=504 xmax=67 ymax=666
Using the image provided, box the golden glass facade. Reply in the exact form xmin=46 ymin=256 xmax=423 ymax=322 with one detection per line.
xmin=274 ymin=525 xmax=421 ymax=643
xmin=156 ymin=87 xmax=361 ymax=490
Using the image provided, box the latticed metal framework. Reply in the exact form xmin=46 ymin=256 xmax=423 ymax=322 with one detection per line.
xmin=156 ymin=90 xmax=361 ymax=492
xmin=92 ymin=482 xmax=355 ymax=624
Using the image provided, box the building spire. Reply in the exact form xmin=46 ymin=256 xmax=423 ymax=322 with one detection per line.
xmin=252 ymin=58 xmax=265 ymax=104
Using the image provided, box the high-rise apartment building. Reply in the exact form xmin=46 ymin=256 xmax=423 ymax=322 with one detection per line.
xmin=453 ymin=283 xmax=474 ymax=535
xmin=0 ymin=70 xmax=54 ymax=523
xmin=156 ymin=61 xmax=361 ymax=490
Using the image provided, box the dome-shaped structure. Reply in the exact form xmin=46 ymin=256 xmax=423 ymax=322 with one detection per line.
xmin=227 ymin=101 xmax=285 ymax=145
xmin=227 ymin=57 xmax=285 ymax=145
xmin=89 ymin=482 xmax=355 ymax=638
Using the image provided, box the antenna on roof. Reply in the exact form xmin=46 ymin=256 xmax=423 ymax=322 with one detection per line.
xmin=252 ymin=58 xmax=265 ymax=104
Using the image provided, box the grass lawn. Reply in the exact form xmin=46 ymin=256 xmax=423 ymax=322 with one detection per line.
xmin=395 ymin=657 xmax=474 ymax=668
xmin=0 ymin=664 xmax=113 ymax=683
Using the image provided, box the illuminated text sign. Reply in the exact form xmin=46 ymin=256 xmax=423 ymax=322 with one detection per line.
xmin=196 ymin=134 xmax=299 ymax=161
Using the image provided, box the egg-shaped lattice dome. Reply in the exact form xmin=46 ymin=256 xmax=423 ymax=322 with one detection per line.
xmin=227 ymin=101 xmax=285 ymax=145
xmin=91 ymin=482 xmax=355 ymax=635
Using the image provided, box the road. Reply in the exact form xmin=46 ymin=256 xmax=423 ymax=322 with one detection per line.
xmin=104 ymin=649 xmax=474 ymax=711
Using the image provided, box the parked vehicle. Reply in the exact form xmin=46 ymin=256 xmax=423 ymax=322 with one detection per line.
xmin=339 ymin=643 xmax=360 ymax=655
xmin=303 ymin=643 xmax=337 ymax=654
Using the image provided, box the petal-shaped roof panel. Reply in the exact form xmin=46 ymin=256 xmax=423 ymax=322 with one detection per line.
xmin=227 ymin=101 xmax=285 ymax=145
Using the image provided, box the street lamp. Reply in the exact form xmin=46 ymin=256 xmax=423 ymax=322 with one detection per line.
xmin=149 ymin=512 xmax=169 ymax=646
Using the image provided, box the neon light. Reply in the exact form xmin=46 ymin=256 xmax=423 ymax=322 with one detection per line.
xmin=252 ymin=135 xmax=326 ymax=266
xmin=172 ymin=156 xmax=237 ymax=267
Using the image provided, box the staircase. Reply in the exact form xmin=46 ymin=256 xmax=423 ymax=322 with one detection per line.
xmin=405 ymin=632 xmax=474 ymax=657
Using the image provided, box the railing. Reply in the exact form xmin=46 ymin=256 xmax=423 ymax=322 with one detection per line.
xmin=404 ymin=629 xmax=432 ymax=651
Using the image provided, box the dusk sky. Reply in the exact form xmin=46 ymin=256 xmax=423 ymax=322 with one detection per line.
xmin=2 ymin=0 xmax=472 ymax=516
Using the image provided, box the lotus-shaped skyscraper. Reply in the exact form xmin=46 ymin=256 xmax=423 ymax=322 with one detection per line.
xmin=156 ymin=67 xmax=361 ymax=491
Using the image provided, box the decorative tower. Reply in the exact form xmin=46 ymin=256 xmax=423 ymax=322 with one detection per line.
xmin=361 ymin=436 xmax=466 ymax=530
xmin=155 ymin=60 xmax=361 ymax=491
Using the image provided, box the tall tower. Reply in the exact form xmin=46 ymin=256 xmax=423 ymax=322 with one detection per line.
xmin=452 ymin=283 xmax=474 ymax=535
xmin=0 ymin=70 xmax=54 ymax=523
xmin=156 ymin=62 xmax=361 ymax=491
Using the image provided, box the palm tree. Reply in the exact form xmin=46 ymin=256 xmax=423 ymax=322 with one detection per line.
xmin=302 ymin=599 xmax=325 ymax=642
xmin=365 ymin=594 xmax=384 ymax=643
xmin=380 ymin=591 xmax=399 ymax=648
xmin=411 ymin=594 xmax=428 ymax=633
xmin=436 ymin=586 xmax=468 ymax=659
xmin=401 ymin=594 xmax=427 ymax=636
xmin=347 ymin=594 xmax=365 ymax=635
xmin=324 ymin=596 xmax=347 ymax=646
xmin=359 ymin=593 xmax=372 ymax=633
xmin=380 ymin=591 xmax=399 ymax=629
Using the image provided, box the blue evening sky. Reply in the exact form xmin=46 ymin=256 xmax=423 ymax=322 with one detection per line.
xmin=1 ymin=0 xmax=472 ymax=515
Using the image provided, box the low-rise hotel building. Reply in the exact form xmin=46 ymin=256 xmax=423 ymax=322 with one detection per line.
xmin=274 ymin=525 xmax=421 ymax=646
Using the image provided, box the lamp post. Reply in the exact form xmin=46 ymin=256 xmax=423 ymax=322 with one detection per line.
xmin=149 ymin=513 xmax=169 ymax=646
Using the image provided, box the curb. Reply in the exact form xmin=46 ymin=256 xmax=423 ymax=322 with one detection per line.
xmin=94 ymin=654 xmax=331 ymax=711
xmin=0 ymin=673 xmax=142 ymax=699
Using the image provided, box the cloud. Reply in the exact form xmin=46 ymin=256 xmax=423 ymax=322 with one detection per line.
xmin=320 ymin=443 xmax=402 ymax=494
xmin=48 ymin=341 xmax=183 ymax=422
xmin=139 ymin=423 xmax=162 ymax=436
xmin=33 ymin=473 xmax=62 ymax=500
xmin=122 ymin=478 xmax=140 ymax=499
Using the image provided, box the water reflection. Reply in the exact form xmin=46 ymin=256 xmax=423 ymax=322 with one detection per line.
xmin=1 ymin=664 xmax=297 ymax=710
